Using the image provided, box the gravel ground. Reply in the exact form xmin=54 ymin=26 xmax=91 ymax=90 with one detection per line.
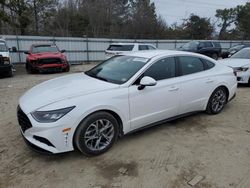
xmin=0 ymin=64 xmax=250 ymax=188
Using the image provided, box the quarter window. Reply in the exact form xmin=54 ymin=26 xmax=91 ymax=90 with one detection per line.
xmin=178 ymin=56 xmax=205 ymax=75
xmin=143 ymin=57 xmax=176 ymax=81
xmin=139 ymin=45 xmax=148 ymax=50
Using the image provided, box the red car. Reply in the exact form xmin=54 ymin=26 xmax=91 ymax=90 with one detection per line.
xmin=25 ymin=44 xmax=70 ymax=73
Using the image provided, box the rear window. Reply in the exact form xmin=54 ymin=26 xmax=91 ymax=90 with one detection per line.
xmin=107 ymin=45 xmax=134 ymax=51
xmin=213 ymin=42 xmax=221 ymax=48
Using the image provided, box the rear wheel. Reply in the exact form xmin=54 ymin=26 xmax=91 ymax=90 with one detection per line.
xmin=206 ymin=87 xmax=227 ymax=114
xmin=74 ymin=112 xmax=119 ymax=156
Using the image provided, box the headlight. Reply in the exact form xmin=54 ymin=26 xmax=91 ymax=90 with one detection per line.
xmin=3 ymin=57 xmax=10 ymax=65
xmin=31 ymin=106 xmax=75 ymax=123
xmin=239 ymin=67 xmax=249 ymax=72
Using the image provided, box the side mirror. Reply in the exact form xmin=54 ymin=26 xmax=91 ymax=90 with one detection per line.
xmin=11 ymin=46 xmax=17 ymax=52
xmin=60 ymin=49 xmax=66 ymax=53
xmin=24 ymin=51 xmax=30 ymax=55
xmin=138 ymin=76 xmax=157 ymax=90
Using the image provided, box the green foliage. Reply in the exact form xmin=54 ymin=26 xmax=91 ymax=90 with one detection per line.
xmin=183 ymin=14 xmax=214 ymax=39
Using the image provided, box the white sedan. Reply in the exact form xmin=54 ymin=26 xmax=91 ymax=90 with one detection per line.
xmin=219 ymin=47 xmax=250 ymax=85
xmin=17 ymin=50 xmax=237 ymax=156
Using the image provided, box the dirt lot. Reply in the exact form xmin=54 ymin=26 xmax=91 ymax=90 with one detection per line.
xmin=0 ymin=64 xmax=250 ymax=188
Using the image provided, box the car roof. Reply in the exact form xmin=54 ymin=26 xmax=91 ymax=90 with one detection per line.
xmin=110 ymin=43 xmax=155 ymax=46
xmin=122 ymin=50 xmax=200 ymax=59
xmin=32 ymin=43 xmax=54 ymax=47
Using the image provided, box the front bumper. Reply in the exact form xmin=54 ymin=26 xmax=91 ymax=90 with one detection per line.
xmin=0 ymin=64 xmax=12 ymax=73
xmin=34 ymin=64 xmax=68 ymax=73
xmin=236 ymin=71 xmax=250 ymax=84
xmin=17 ymin=106 xmax=75 ymax=154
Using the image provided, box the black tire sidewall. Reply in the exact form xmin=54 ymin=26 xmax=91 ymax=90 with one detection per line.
xmin=212 ymin=53 xmax=218 ymax=60
xmin=74 ymin=112 xmax=119 ymax=156
xmin=206 ymin=87 xmax=227 ymax=114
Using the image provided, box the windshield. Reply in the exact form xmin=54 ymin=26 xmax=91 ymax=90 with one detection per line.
xmin=85 ymin=56 xmax=149 ymax=84
xmin=0 ymin=43 xmax=8 ymax=52
xmin=32 ymin=45 xmax=59 ymax=53
xmin=181 ymin=41 xmax=199 ymax=50
xmin=229 ymin=45 xmax=244 ymax=52
xmin=231 ymin=48 xmax=250 ymax=59
xmin=107 ymin=45 xmax=134 ymax=51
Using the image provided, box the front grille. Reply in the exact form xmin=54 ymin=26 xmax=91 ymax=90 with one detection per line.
xmin=17 ymin=106 xmax=32 ymax=132
xmin=38 ymin=58 xmax=62 ymax=65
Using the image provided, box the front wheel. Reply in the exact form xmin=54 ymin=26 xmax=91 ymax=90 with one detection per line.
xmin=74 ymin=112 xmax=119 ymax=156
xmin=206 ymin=87 xmax=227 ymax=114
xmin=7 ymin=68 xmax=13 ymax=77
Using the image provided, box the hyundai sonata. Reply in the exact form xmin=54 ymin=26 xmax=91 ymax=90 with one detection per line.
xmin=17 ymin=50 xmax=237 ymax=156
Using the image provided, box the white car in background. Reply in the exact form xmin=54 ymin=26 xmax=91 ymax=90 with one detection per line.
xmin=105 ymin=43 xmax=156 ymax=59
xmin=18 ymin=50 xmax=237 ymax=156
xmin=219 ymin=48 xmax=250 ymax=85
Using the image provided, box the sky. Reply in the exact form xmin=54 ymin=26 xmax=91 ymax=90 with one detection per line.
xmin=152 ymin=0 xmax=249 ymax=26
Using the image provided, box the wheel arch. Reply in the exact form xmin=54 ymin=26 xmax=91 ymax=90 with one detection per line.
xmin=72 ymin=109 xmax=124 ymax=150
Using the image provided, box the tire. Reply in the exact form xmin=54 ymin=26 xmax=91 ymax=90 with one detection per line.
xmin=211 ymin=53 xmax=218 ymax=60
xmin=63 ymin=65 xmax=70 ymax=72
xmin=7 ymin=68 xmax=13 ymax=77
xmin=206 ymin=87 xmax=228 ymax=115
xmin=248 ymin=78 xmax=250 ymax=87
xmin=26 ymin=63 xmax=35 ymax=74
xmin=74 ymin=111 xmax=119 ymax=156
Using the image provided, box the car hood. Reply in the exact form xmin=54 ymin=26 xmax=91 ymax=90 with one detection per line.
xmin=219 ymin=58 xmax=250 ymax=68
xmin=30 ymin=52 xmax=64 ymax=59
xmin=0 ymin=51 xmax=9 ymax=57
xmin=19 ymin=73 xmax=119 ymax=113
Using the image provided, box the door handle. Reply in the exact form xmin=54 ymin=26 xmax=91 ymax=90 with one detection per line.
xmin=206 ymin=79 xmax=214 ymax=83
xmin=169 ymin=86 xmax=179 ymax=91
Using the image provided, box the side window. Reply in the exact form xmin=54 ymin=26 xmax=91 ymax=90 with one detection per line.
xmin=139 ymin=45 xmax=148 ymax=50
xmin=202 ymin=59 xmax=215 ymax=70
xmin=148 ymin=45 xmax=156 ymax=50
xmin=178 ymin=56 xmax=205 ymax=76
xmin=204 ymin=42 xmax=213 ymax=48
xmin=198 ymin=42 xmax=205 ymax=49
xmin=143 ymin=57 xmax=176 ymax=81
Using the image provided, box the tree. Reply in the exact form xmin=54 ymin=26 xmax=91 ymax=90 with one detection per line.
xmin=235 ymin=3 xmax=250 ymax=39
xmin=215 ymin=8 xmax=237 ymax=39
xmin=0 ymin=0 xmax=31 ymax=35
xmin=183 ymin=14 xmax=214 ymax=39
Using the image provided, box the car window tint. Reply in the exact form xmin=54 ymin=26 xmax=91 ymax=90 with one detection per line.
xmin=213 ymin=42 xmax=221 ymax=48
xmin=202 ymin=59 xmax=215 ymax=70
xmin=143 ymin=57 xmax=176 ymax=81
xmin=205 ymin=42 xmax=213 ymax=47
xmin=107 ymin=45 xmax=134 ymax=51
xmin=139 ymin=45 xmax=149 ymax=50
xmin=148 ymin=45 xmax=156 ymax=50
xmin=179 ymin=56 xmax=205 ymax=75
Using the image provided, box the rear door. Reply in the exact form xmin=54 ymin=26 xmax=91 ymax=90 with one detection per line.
xmin=176 ymin=56 xmax=216 ymax=114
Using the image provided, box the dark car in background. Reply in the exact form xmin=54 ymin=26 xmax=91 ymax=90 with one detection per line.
xmin=25 ymin=44 xmax=70 ymax=74
xmin=221 ymin=44 xmax=250 ymax=59
xmin=0 ymin=39 xmax=14 ymax=77
xmin=179 ymin=41 xmax=222 ymax=60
